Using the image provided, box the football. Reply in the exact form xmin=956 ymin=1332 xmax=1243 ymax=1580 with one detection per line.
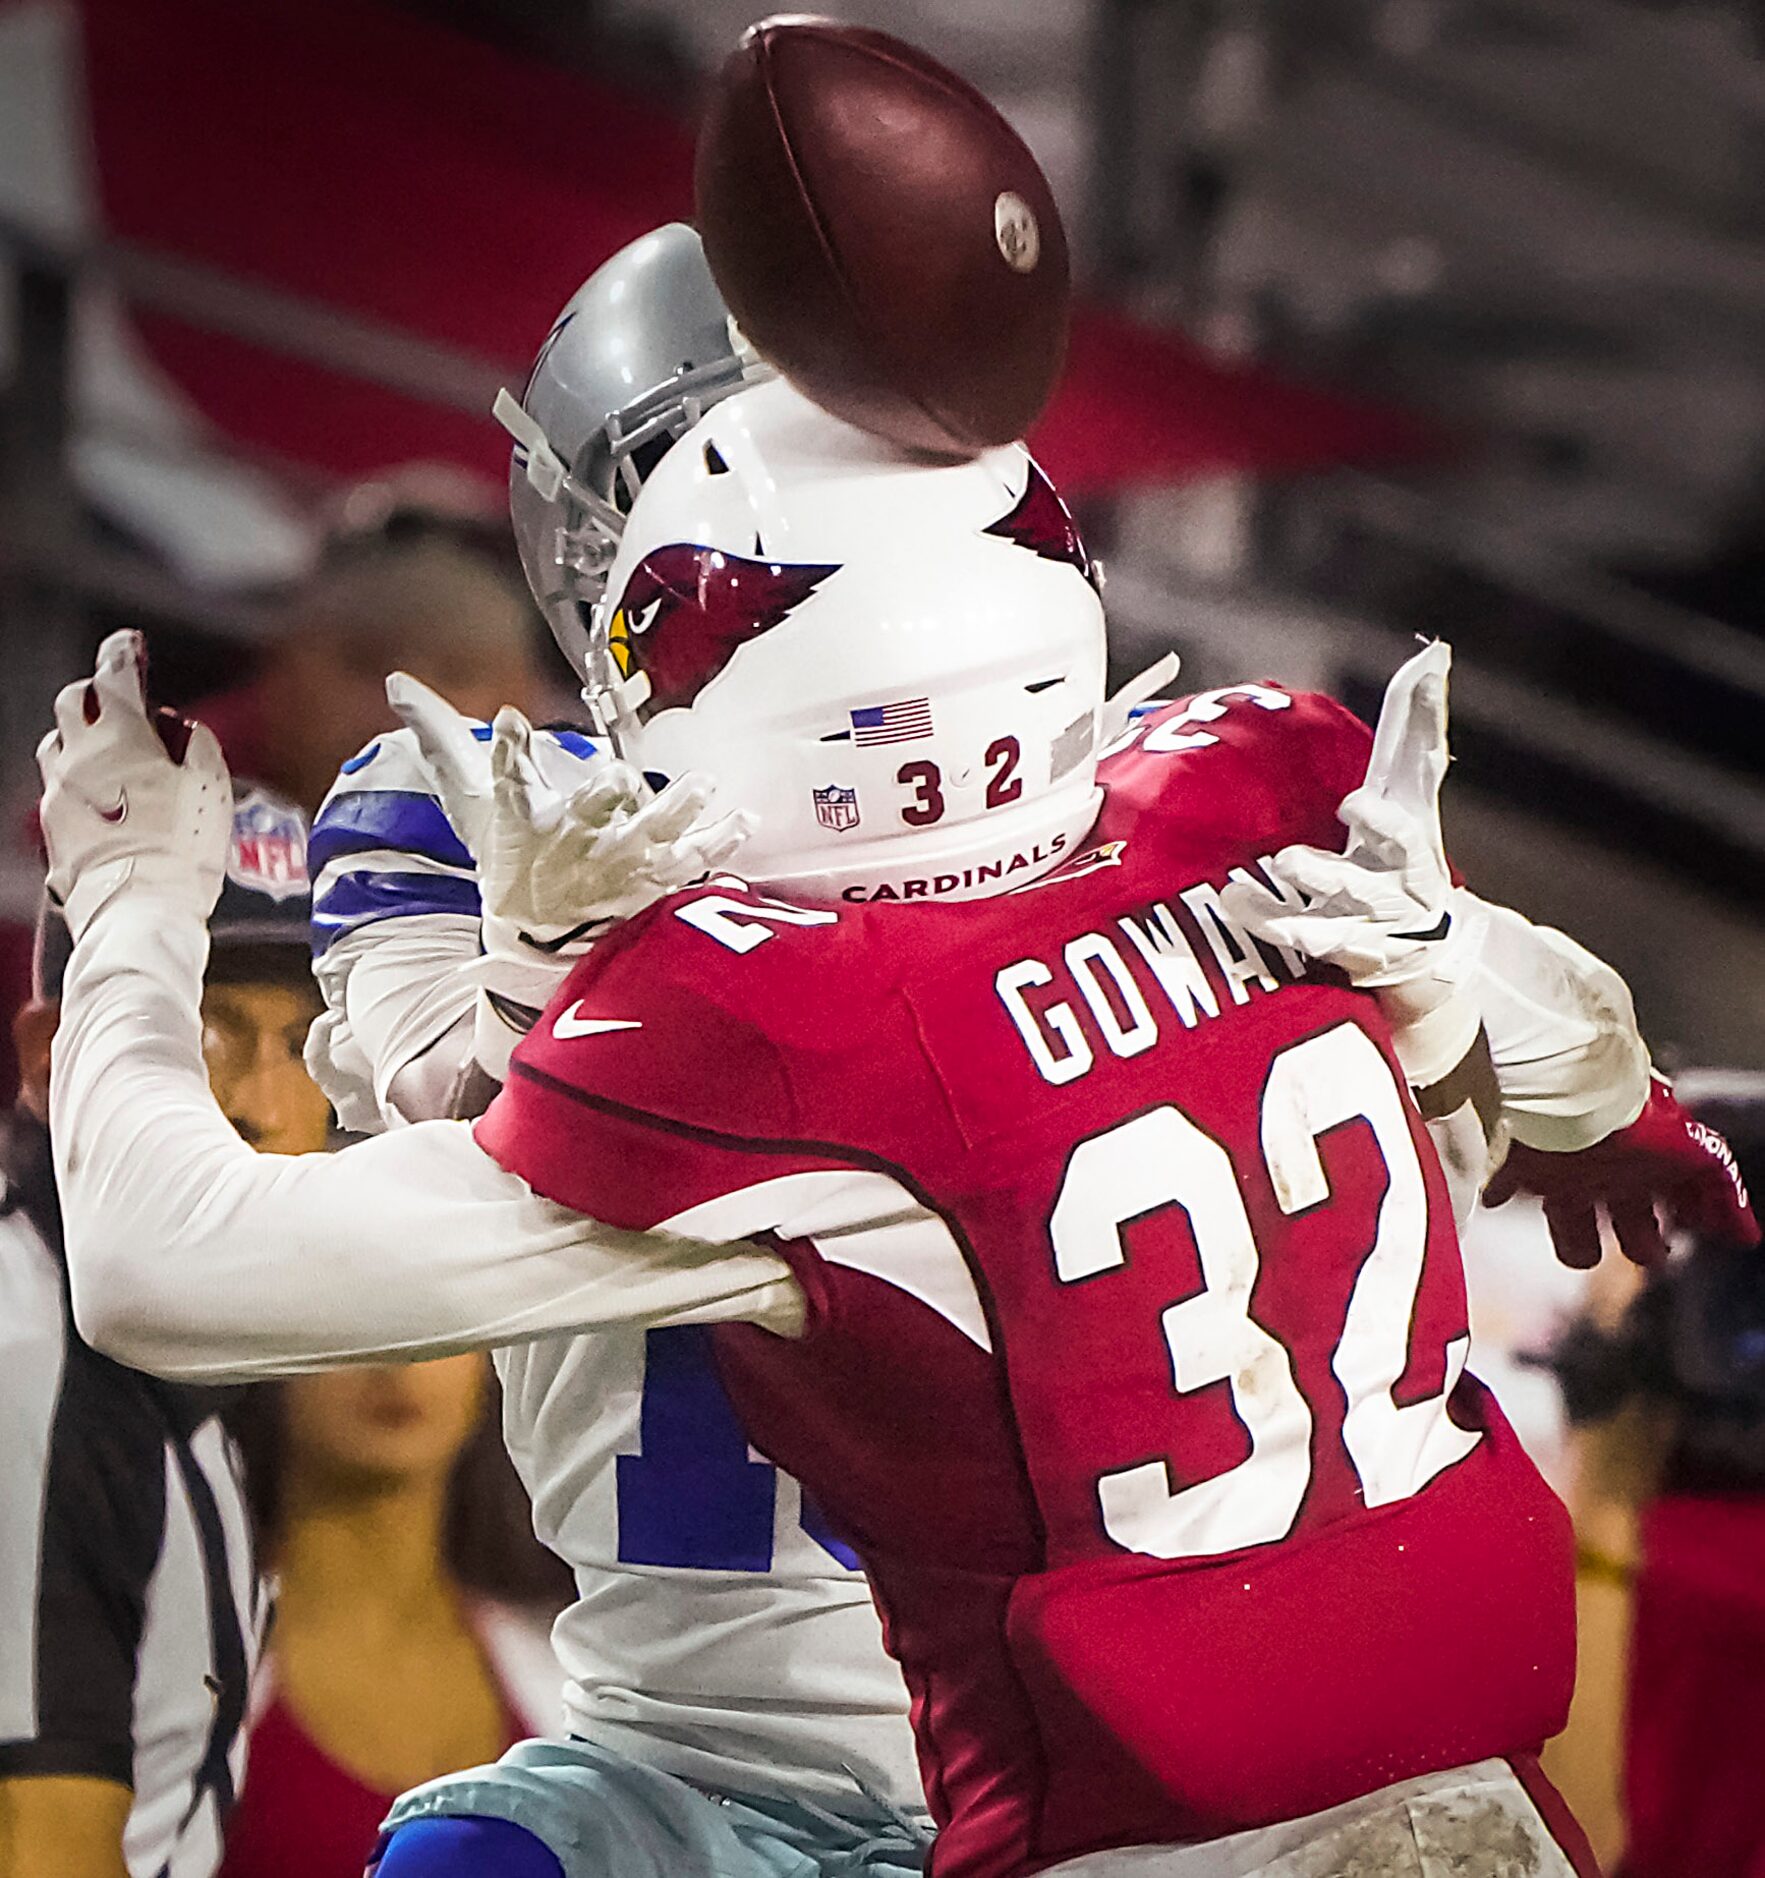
xmin=694 ymin=16 xmax=1071 ymax=457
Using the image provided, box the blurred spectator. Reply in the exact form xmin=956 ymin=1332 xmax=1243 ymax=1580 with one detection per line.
xmin=1547 ymin=1074 xmax=1765 ymax=1878
xmin=197 ymin=514 xmax=549 ymax=817
xmin=0 ymin=789 xmax=316 ymax=1878
xmin=217 ymin=1357 xmax=568 ymax=1878
xmin=1461 ymin=1184 xmax=1634 ymax=1862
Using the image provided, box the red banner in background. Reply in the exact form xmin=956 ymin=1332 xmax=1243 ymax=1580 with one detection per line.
xmin=1038 ymin=306 xmax=1441 ymax=490
xmin=75 ymin=0 xmax=1440 ymax=495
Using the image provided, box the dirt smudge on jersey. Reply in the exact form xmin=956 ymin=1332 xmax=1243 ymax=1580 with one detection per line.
xmin=1406 ymin=1785 xmax=1555 ymax=1875
xmin=1246 ymin=1782 xmax=1556 ymax=1876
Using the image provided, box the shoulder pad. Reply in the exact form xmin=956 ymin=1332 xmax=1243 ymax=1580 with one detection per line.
xmin=311 ymin=729 xmax=476 ymax=955
xmin=509 ymin=887 xmax=809 ymax=1139
xmin=507 ymin=877 xmax=853 ymax=1114
xmin=1097 ymin=684 xmax=1374 ymax=858
xmin=1111 ymin=683 xmax=1369 ymax=780
xmin=319 ymin=721 xmax=603 ymax=815
xmin=323 ymin=724 xmax=457 ymax=800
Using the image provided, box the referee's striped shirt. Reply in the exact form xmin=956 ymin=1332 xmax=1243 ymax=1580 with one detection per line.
xmin=0 ymin=1118 xmax=263 ymax=1878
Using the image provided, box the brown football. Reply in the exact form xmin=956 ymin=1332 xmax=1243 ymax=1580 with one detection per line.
xmin=694 ymin=16 xmax=1070 ymax=457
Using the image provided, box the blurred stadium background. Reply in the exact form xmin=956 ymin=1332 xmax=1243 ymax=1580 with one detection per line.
xmin=2 ymin=0 xmax=1759 ymax=1065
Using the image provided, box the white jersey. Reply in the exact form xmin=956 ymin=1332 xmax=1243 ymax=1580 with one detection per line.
xmin=498 ymin=1329 xmax=918 ymax=1806
xmin=308 ymin=731 xmax=922 ymax=1813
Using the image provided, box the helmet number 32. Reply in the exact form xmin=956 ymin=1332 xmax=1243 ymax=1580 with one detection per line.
xmin=897 ymin=736 xmax=1023 ymax=827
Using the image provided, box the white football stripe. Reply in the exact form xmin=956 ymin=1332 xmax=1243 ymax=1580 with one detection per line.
xmin=312 ymin=846 xmax=476 ymax=892
xmin=663 ymin=1169 xmax=992 ymax=1352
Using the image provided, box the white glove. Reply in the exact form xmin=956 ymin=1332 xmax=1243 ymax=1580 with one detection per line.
xmin=37 ymin=629 xmax=233 ymax=940
xmin=1220 ymin=641 xmax=1480 ymax=1086
xmin=387 ymin=671 xmax=755 ymax=967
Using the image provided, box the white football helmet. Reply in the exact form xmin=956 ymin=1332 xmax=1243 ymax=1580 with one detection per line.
xmin=577 ymin=376 xmax=1109 ymax=904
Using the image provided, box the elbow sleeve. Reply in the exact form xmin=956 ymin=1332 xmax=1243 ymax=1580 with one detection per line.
xmin=66 ymin=1236 xmax=166 ymax=1371
xmin=1459 ymin=893 xmax=1650 ymax=1152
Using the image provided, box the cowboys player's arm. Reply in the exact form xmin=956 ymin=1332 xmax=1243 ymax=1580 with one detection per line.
xmin=305 ymin=713 xmax=582 ymax=1134
xmin=37 ymin=633 xmax=803 ymax=1382
xmin=1223 ymin=643 xmax=1757 ymax=1263
xmin=303 ymin=723 xmax=489 ymax=1135
xmin=306 ymin=678 xmax=751 ymax=1137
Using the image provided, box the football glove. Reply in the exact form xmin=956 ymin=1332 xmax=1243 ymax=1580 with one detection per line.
xmin=387 ymin=672 xmax=754 ymax=966
xmin=1484 ymin=1073 xmax=1760 ymax=1269
xmin=1220 ymin=640 xmax=1480 ymax=1086
xmin=37 ymin=629 xmax=232 ymax=939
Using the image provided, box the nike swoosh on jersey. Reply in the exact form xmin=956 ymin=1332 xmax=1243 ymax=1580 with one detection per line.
xmin=551 ymin=1002 xmax=643 ymax=1040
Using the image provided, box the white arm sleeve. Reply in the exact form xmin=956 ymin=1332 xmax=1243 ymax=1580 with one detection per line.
xmin=1456 ymin=890 xmax=1650 ymax=1152
xmin=313 ymin=916 xmax=563 ymax=1130
xmin=318 ymin=914 xmax=482 ymax=1128
xmin=51 ymin=895 xmax=803 ymax=1382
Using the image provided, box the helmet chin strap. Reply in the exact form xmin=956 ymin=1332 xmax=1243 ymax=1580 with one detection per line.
xmin=1099 ymin=651 xmax=1182 ymax=749
xmin=579 ymin=665 xmax=650 ymax=751
xmin=494 ymin=388 xmax=567 ymax=499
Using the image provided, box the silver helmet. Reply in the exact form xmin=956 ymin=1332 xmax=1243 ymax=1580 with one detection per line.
xmin=495 ymin=222 xmax=768 ymax=690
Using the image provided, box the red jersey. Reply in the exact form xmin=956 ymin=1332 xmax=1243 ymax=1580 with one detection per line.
xmin=476 ymin=687 xmax=1576 ymax=1878
xmin=219 ymin=1645 xmax=530 ymax=1878
xmin=1624 ymin=1494 xmax=1765 ymax=1878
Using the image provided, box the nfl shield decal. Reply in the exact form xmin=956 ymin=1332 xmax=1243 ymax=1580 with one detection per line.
xmin=228 ymin=787 xmax=310 ymax=899
xmin=813 ymin=785 xmax=861 ymax=833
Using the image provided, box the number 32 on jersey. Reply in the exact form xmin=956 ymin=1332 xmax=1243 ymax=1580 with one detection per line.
xmin=1052 ymin=1022 xmax=1481 ymax=1562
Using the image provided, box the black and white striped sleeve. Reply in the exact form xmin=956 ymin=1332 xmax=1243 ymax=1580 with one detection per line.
xmin=0 ymin=1208 xmax=166 ymax=1785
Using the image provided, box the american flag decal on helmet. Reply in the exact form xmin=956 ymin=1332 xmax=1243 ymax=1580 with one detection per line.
xmin=851 ymin=699 xmax=934 ymax=746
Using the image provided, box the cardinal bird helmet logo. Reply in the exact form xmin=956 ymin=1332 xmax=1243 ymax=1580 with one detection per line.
xmin=983 ymin=463 xmax=1096 ymax=590
xmin=605 ymin=545 xmax=840 ymax=715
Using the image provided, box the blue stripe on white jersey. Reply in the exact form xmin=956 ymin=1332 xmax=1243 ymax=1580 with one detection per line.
xmin=310 ymin=869 xmax=482 ymax=953
xmin=311 ymin=723 xmax=602 ymax=954
xmin=308 ymin=790 xmax=473 ymax=876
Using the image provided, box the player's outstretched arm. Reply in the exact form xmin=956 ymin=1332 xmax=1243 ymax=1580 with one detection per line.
xmin=315 ymin=676 xmax=754 ymax=1123
xmin=39 ymin=634 xmax=802 ymax=1381
xmin=304 ymin=719 xmax=574 ymax=1132
xmin=1222 ymin=643 xmax=1756 ymax=1265
xmin=1223 ymin=644 xmax=1651 ymax=1139
xmin=1221 ymin=644 xmax=1488 ymax=1090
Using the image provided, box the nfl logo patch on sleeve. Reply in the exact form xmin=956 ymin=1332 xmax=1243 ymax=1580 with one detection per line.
xmin=813 ymin=785 xmax=861 ymax=833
